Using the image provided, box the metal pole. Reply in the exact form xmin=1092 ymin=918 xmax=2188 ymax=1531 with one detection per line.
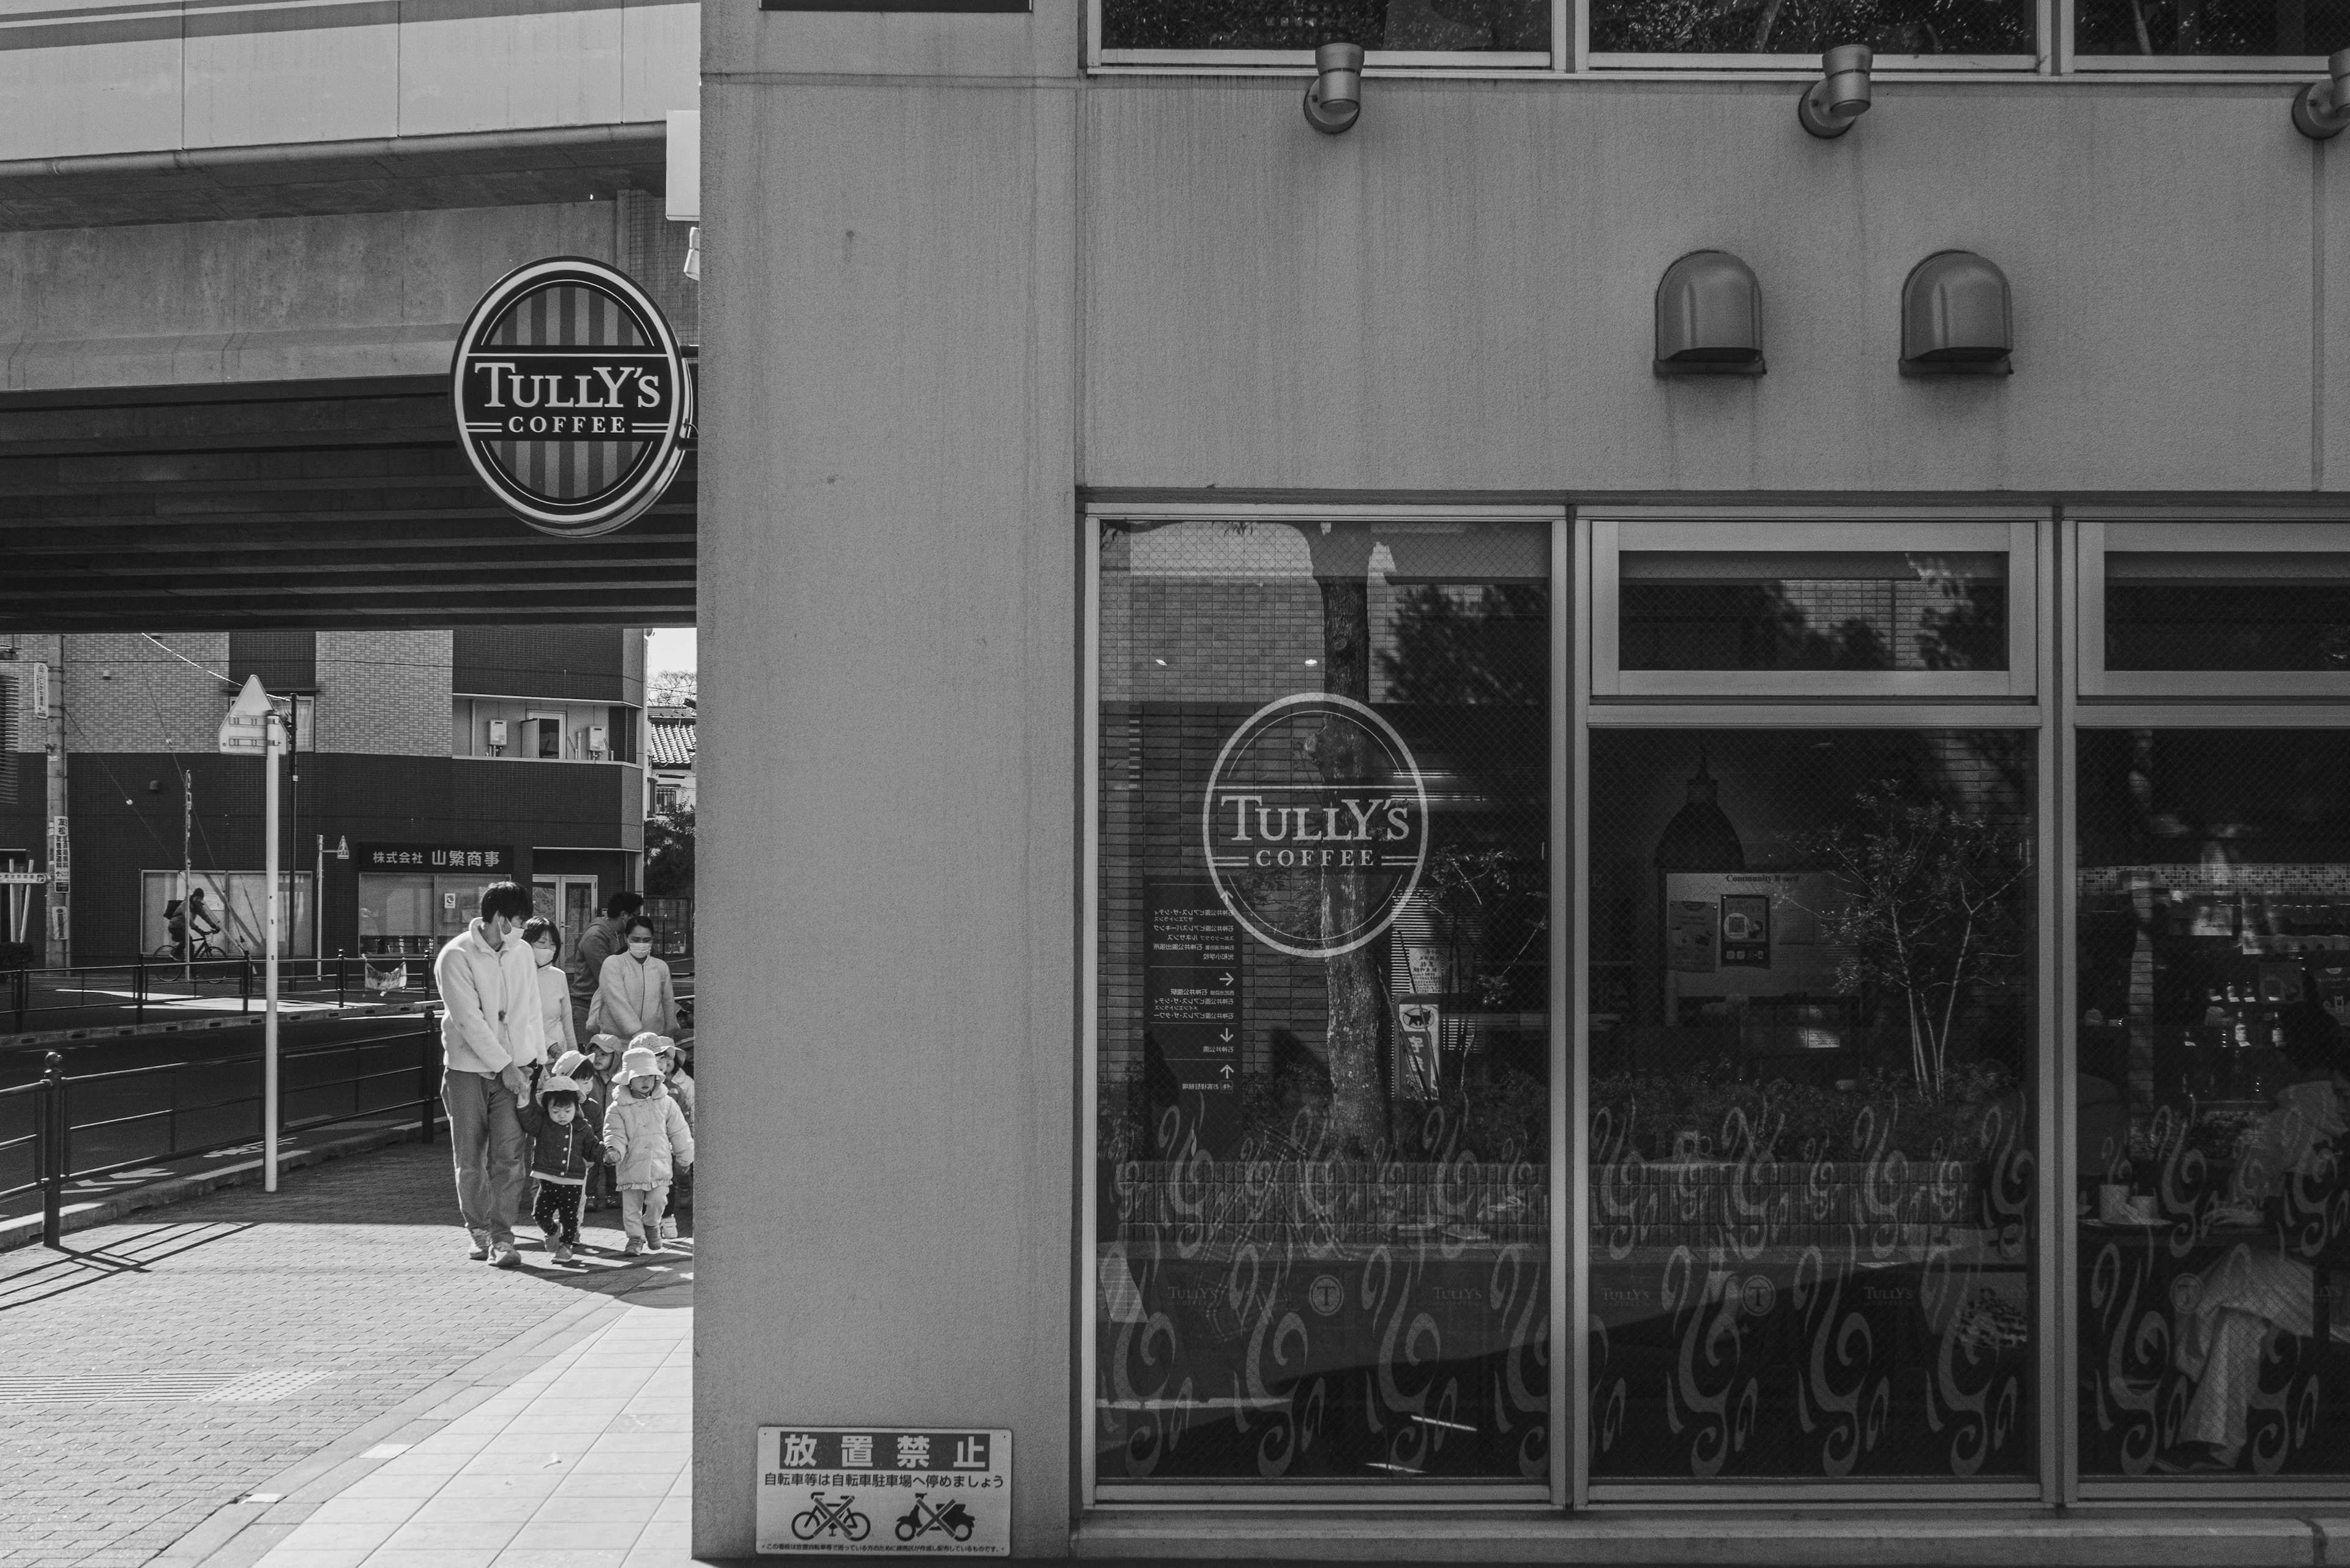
xmin=264 ymin=711 xmax=283 ymax=1194
xmin=42 ymin=641 xmax=68 ymax=971
xmin=315 ymin=834 xmax=324 ymax=985
xmin=181 ymin=771 xmax=193 ymax=985
xmin=40 ymin=1050 xmax=62 ymax=1249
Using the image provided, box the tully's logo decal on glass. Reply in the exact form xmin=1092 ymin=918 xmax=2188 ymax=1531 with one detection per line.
xmin=450 ymin=256 xmax=692 ymax=538
xmin=1201 ymin=692 xmax=1429 ymax=960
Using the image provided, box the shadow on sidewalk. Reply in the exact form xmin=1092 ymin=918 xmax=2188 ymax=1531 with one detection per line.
xmin=0 ymin=1220 xmax=253 ymax=1310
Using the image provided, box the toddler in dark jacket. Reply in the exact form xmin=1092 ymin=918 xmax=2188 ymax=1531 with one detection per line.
xmin=518 ymin=1074 xmax=604 ymax=1265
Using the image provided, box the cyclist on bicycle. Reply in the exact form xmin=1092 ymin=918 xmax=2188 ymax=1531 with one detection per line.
xmin=166 ymin=887 xmax=220 ymax=957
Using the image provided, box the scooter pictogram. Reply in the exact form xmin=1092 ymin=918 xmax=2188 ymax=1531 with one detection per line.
xmin=790 ymin=1491 xmax=871 ymax=1542
xmin=894 ymin=1491 xmax=975 ymax=1542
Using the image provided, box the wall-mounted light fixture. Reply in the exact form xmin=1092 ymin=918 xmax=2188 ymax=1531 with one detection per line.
xmin=2294 ymin=48 xmax=2350 ymax=138
xmin=1797 ymin=45 xmax=1873 ymax=139
xmin=1304 ymin=42 xmax=1363 ymax=135
xmin=1654 ymin=251 xmax=1765 ymax=376
xmin=1900 ymin=250 xmax=2013 ymax=376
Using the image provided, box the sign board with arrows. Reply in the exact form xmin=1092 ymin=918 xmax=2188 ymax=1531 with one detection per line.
xmin=217 ymin=674 xmax=276 ymax=755
xmin=1144 ymin=883 xmax=1244 ymax=1155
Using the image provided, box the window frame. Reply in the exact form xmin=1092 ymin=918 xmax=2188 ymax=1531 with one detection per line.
xmin=2073 ymin=516 xmax=2350 ymax=700
xmin=2062 ymin=692 xmax=2350 ymax=1500
xmin=1087 ymin=0 xmax=1570 ymax=70
xmin=1589 ymin=510 xmax=2044 ymax=701
xmin=1081 ymin=501 xmax=1570 ymax=1508
xmin=2061 ymin=0 xmax=2346 ymax=72
xmin=1577 ymin=515 xmax=2061 ymax=1502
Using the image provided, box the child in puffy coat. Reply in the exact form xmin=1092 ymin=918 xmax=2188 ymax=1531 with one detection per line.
xmin=633 ymin=1032 xmax=695 ymax=1242
xmin=573 ymin=1038 xmax=625 ymax=1210
xmin=517 ymin=1075 xmax=603 ymax=1266
xmin=603 ymin=1043 xmax=695 ymax=1256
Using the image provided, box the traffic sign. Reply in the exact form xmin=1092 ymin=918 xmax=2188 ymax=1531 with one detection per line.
xmin=218 ymin=674 xmax=275 ymax=755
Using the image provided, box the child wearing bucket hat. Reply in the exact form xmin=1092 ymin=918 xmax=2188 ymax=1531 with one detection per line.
xmin=517 ymin=1074 xmax=603 ymax=1265
xmin=632 ymin=1032 xmax=694 ymax=1241
xmin=602 ymin=1043 xmax=695 ymax=1255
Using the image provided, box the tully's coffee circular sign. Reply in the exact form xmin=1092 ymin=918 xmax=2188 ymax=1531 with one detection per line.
xmin=451 ymin=257 xmax=692 ymax=538
xmin=1201 ymin=693 xmax=1430 ymax=960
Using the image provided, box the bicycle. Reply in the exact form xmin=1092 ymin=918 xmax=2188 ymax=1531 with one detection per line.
xmin=153 ymin=938 xmax=233 ymax=961
xmin=895 ymin=1491 xmax=975 ymax=1544
xmin=789 ymin=1492 xmax=870 ymax=1542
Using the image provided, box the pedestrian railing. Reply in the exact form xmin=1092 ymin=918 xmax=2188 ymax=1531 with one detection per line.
xmin=0 ymin=1021 xmax=444 ymax=1248
xmin=5 ymin=954 xmax=439 ymax=1034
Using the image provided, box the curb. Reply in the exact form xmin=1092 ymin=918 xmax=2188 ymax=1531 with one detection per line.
xmin=0 ymin=1117 xmax=433 ymax=1253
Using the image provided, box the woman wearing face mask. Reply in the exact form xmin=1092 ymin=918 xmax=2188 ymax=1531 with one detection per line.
xmin=587 ymin=916 xmax=678 ymax=1043
xmin=520 ymin=917 xmax=581 ymax=1073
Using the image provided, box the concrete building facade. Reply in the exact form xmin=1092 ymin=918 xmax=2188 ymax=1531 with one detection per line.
xmin=688 ymin=2 xmax=2350 ymax=1559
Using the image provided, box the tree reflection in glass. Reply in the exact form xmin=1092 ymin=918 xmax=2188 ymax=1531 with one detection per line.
xmin=1587 ymin=730 xmax=2036 ymax=1482
xmin=1096 ymin=520 xmax=1551 ymax=1484
xmin=1618 ymin=552 xmax=2007 ymax=674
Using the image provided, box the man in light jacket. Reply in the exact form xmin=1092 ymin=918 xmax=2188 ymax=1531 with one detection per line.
xmin=569 ymin=889 xmax=644 ymax=1048
xmin=435 ymin=881 xmax=545 ymax=1267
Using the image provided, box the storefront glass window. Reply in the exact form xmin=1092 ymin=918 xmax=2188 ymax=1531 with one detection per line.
xmin=1587 ymin=730 xmax=2037 ymax=1482
xmin=1094 ymin=518 xmax=1551 ymax=1486
xmin=139 ymin=870 xmax=313 ymax=958
xmin=358 ymin=873 xmax=501 ymax=958
xmin=1591 ymin=0 xmax=2031 ymax=54
xmin=1100 ymin=0 xmax=1549 ymax=56
xmin=2076 ymin=730 xmax=2350 ymax=1478
xmin=1619 ymin=550 xmax=2007 ymax=673
xmin=2105 ymin=551 xmax=2350 ymax=673
xmin=2075 ymin=0 xmax=2347 ymax=56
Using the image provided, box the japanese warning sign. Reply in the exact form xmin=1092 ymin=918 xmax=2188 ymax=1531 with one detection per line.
xmin=756 ymin=1427 xmax=1010 ymax=1556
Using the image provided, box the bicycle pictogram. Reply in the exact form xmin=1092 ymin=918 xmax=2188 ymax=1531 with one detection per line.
xmin=789 ymin=1491 xmax=871 ymax=1542
xmin=895 ymin=1491 xmax=975 ymax=1543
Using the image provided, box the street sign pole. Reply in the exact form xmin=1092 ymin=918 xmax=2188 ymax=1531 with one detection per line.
xmin=218 ymin=675 xmax=280 ymax=1193
xmin=264 ymin=707 xmax=283 ymax=1193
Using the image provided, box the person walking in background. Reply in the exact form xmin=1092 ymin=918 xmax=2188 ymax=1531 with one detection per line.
xmin=588 ymin=916 xmax=677 ymax=1041
xmin=517 ymin=1073 xmax=602 ymax=1266
xmin=569 ymin=890 xmax=644 ymax=1047
xmin=603 ymin=1043 xmax=693 ymax=1256
xmin=433 ymin=881 xmax=544 ymax=1269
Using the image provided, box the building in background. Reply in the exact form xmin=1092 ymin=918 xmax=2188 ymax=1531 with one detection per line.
xmin=0 ymin=629 xmax=645 ymax=966
xmin=647 ymin=702 xmax=696 ymax=817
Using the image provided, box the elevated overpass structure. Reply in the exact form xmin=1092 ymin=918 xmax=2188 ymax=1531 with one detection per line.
xmin=0 ymin=0 xmax=702 ymax=629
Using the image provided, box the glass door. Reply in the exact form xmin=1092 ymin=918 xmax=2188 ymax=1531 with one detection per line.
xmin=532 ymin=875 xmax=599 ymax=969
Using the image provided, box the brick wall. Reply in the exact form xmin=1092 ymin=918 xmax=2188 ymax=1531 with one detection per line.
xmin=47 ymin=633 xmax=236 ymax=754
xmin=3 ymin=635 xmax=55 ymax=754
xmin=316 ymin=632 xmax=452 ymax=756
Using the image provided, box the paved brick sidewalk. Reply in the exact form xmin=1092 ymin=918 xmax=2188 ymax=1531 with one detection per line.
xmin=0 ymin=1142 xmax=692 ymax=1568
xmin=236 ymin=1285 xmax=695 ymax=1567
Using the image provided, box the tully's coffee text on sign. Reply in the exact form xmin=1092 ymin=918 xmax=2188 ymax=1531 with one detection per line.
xmin=1201 ymin=692 xmax=1430 ymax=960
xmin=449 ymin=257 xmax=692 ymax=539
